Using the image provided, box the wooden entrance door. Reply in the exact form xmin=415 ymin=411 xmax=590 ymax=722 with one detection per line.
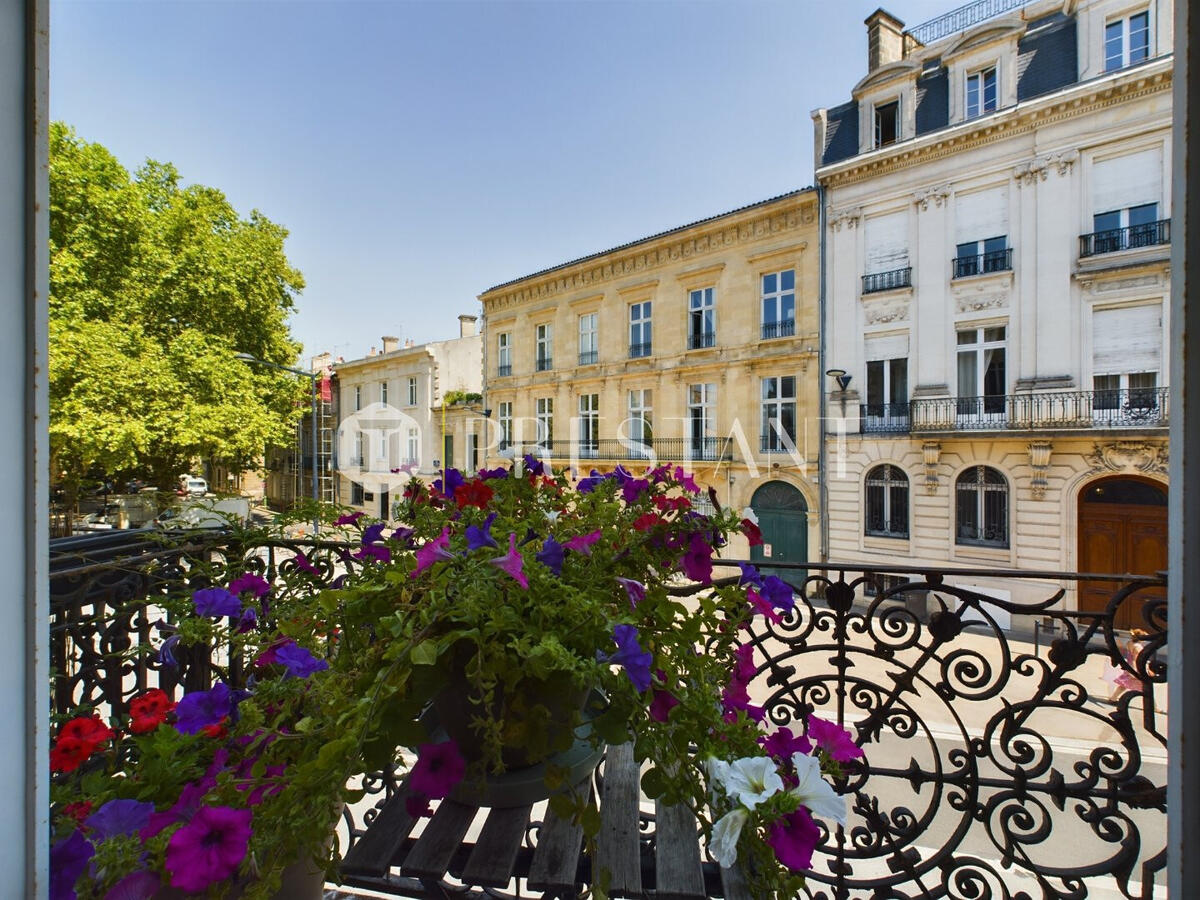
xmin=749 ymin=481 xmax=808 ymax=585
xmin=1077 ymin=477 xmax=1167 ymax=630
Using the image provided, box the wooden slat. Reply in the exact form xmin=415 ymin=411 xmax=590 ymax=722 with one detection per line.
xmin=653 ymin=800 xmax=705 ymax=899
xmin=460 ymin=804 xmax=532 ymax=887
xmin=527 ymin=784 xmax=589 ymax=892
xmin=340 ymin=787 xmax=419 ymax=878
xmin=596 ymin=742 xmax=642 ymax=896
xmin=719 ymin=861 xmax=753 ymax=900
xmin=400 ymin=799 xmax=477 ymax=879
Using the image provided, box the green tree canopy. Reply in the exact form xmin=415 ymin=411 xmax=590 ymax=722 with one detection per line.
xmin=50 ymin=122 xmax=308 ymax=493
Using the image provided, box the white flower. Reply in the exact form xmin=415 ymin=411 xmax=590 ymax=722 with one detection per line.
xmin=706 ymin=756 xmax=730 ymax=785
xmin=740 ymin=506 xmax=758 ymax=525
xmin=718 ymin=756 xmax=784 ymax=810
xmin=544 ymin=509 xmax=561 ymax=525
xmin=789 ymin=752 xmax=847 ymax=825
xmin=709 ymin=807 xmax=749 ymax=868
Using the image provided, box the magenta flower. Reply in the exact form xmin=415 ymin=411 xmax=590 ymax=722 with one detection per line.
xmin=174 ymin=682 xmax=234 ymax=735
xmin=747 ymin=587 xmax=782 ymax=623
xmin=679 ymin=533 xmax=714 ymax=583
xmin=352 ymin=543 xmax=391 ymax=564
xmin=227 ymin=573 xmax=270 ymax=598
xmin=335 ymin=511 xmax=365 ymax=526
xmin=621 ymin=477 xmax=650 ymax=503
xmin=674 ymin=466 xmax=700 ymax=494
xmin=649 ymin=688 xmax=680 ymax=722
xmin=191 ymin=587 xmax=241 ymax=618
xmin=274 ymin=640 xmax=329 ymax=678
xmin=405 ymin=793 xmax=433 ymax=818
xmin=807 ymin=715 xmax=863 ymax=762
xmin=738 ymin=562 xmax=764 ymax=588
xmin=599 ymin=624 xmax=653 ymax=693
xmin=564 ymin=530 xmax=602 ymax=555
xmin=292 ymin=550 xmax=319 ymax=575
xmin=410 ymin=740 xmax=467 ymax=799
xmin=768 ymin=806 xmax=821 ymax=871
xmin=490 ymin=533 xmax=529 ymax=588
xmin=536 ymin=536 xmax=565 ymax=576
xmin=412 ymin=527 xmax=454 ymax=577
xmin=164 ymin=805 xmax=253 ymax=893
xmin=236 ymin=606 xmax=258 ymax=633
xmin=142 ymin=781 xmax=211 ymax=840
xmin=50 ymin=830 xmax=93 ymax=900
xmin=466 ymin=512 xmax=499 ymax=550
xmin=616 ymin=577 xmax=646 ymax=609
xmin=761 ymin=575 xmax=795 ymax=613
xmin=761 ymin=726 xmax=812 ymax=762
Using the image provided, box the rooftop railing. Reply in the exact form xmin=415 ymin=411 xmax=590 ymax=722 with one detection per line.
xmin=905 ymin=0 xmax=1033 ymax=46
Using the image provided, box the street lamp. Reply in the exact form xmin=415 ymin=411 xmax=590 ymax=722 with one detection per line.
xmin=235 ymin=352 xmax=319 ymax=533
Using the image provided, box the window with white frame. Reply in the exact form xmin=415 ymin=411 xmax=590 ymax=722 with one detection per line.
xmin=874 ymin=98 xmax=899 ymax=147
xmin=466 ymin=433 xmax=479 ymax=471
xmin=956 ymin=326 xmax=1007 ymax=416
xmin=354 ymin=432 xmax=364 ymax=467
xmin=497 ymin=332 xmax=512 ymax=376
xmin=965 ymin=66 xmax=997 ymax=119
xmin=579 ymin=393 xmax=599 ymax=453
xmin=629 ymin=302 xmax=652 ymax=358
xmin=405 ymin=427 xmax=418 ymax=465
xmin=351 ymin=481 xmax=364 ymax=506
xmin=687 ymin=383 xmax=716 ymax=459
xmin=865 ymin=465 xmax=909 ymax=538
xmin=688 ymin=288 xmax=716 ymax=349
xmin=760 ymin=269 xmax=796 ymax=339
xmin=578 ymin=313 xmax=598 ymax=365
xmin=1105 ymin=10 xmax=1149 ymax=72
xmin=535 ymin=323 xmax=553 ymax=371
xmin=498 ymin=401 xmax=513 ymax=450
xmin=406 ymin=376 xmax=417 ymax=406
xmin=954 ymin=187 xmax=1009 ymax=277
xmin=627 ymin=389 xmax=653 ymax=446
xmin=353 ymin=385 xmax=361 ymax=412
xmin=1089 ymin=147 xmax=1164 ymax=254
xmin=760 ymin=376 xmax=797 ymax=451
xmin=380 ymin=380 xmax=388 ymax=405
xmin=955 ymin=465 xmax=1009 ymax=548
xmin=863 ymin=211 xmax=909 ymax=292
xmin=865 ymin=333 xmax=909 ymax=428
xmin=1092 ymin=304 xmax=1162 ymax=415
xmin=536 ymin=397 xmax=554 ymax=448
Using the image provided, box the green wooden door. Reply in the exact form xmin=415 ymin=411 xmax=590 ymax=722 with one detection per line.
xmin=749 ymin=481 xmax=808 ymax=586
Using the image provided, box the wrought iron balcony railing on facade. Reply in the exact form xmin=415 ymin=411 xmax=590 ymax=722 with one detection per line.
xmin=629 ymin=342 xmax=652 ymax=359
xmin=515 ymin=436 xmax=731 ymax=463
xmin=760 ymin=319 xmax=796 ymax=340
xmin=760 ymin=433 xmax=800 ymax=453
xmin=910 ymin=387 xmax=1170 ymax=432
xmin=578 ymin=350 xmax=598 ymax=366
xmin=860 ymin=402 xmax=912 ymax=433
xmin=688 ymin=331 xmax=717 ymax=349
xmin=1080 ymin=218 xmax=1171 ymax=257
xmin=535 ymin=356 xmax=553 ymax=372
xmin=952 ymin=248 xmax=1013 ymax=278
xmin=862 ymin=267 xmax=912 ymax=294
xmin=496 ymin=364 xmax=512 ymax=377
xmin=51 ymin=531 xmax=1168 ymax=899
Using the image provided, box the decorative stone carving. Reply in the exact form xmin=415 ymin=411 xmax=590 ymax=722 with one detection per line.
xmin=1014 ymin=157 xmax=1049 ymax=186
xmin=912 ymin=184 xmax=952 ymax=211
xmin=828 ymin=206 xmax=862 ymax=231
xmin=1085 ymin=441 xmax=1168 ymax=475
xmin=923 ymin=441 xmax=941 ymax=494
xmin=1028 ymin=440 xmax=1052 ymax=499
xmin=1051 ymin=149 xmax=1078 ymax=177
xmin=863 ymin=298 xmax=910 ymax=325
xmin=955 ymin=293 xmax=1008 ymax=314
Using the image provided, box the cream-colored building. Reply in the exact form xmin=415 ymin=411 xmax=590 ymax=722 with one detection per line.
xmin=813 ymin=0 xmax=1172 ymax=624
xmin=478 ymin=191 xmax=822 ymax=565
xmin=333 ymin=318 xmax=483 ymax=520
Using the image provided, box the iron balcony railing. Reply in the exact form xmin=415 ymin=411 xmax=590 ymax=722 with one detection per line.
xmin=910 ymin=387 xmax=1170 ymax=432
xmin=905 ymin=0 xmax=1033 ymax=45
xmin=862 ymin=267 xmax=912 ymax=294
xmin=578 ymin=350 xmax=598 ymax=366
xmin=535 ymin=356 xmax=553 ymax=372
xmin=760 ymin=433 xmax=800 ymax=453
xmin=861 ymin=402 xmax=912 ymax=433
xmin=760 ymin=319 xmax=795 ymax=340
xmin=952 ymin=248 xmax=1012 ymax=278
xmin=496 ymin=364 xmax=512 ymax=377
xmin=518 ymin=437 xmax=731 ymax=462
xmin=1079 ymin=218 xmax=1171 ymax=257
xmin=688 ymin=331 xmax=716 ymax=350
xmin=629 ymin=342 xmax=652 ymax=359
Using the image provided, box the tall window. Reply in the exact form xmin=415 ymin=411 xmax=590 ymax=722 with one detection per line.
xmin=955 ymin=466 xmax=1009 ymax=548
xmin=443 ymin=435 xmax=454 ymax=469
xmin=865 ymin=465 xmax=909 ymax=538
xmin=688 ymin=383 xmax=716 ymax=459
xmin=406 ymin=376 xmax=417 ymax=406
xmin=535 ymin=323 xmax=553 ymax=371
xmin=629 ymin=302 xmax=652 ymax=358
xmin=1088 ymin=147 xmax=1164 ymax=255
xmin=351 ymin=481 xmax=364 ymax=506
xmin=957 ymin=326 xmax=1007 ymax=415
xmin=353 ymin=385 xmax=361 ymax=412
xmin=380 ymin=380 xmax=388 ymax=405
xmin=688 ymin=287 xmax=716 ymax=349
xmin=965 ymin=66 xmax=997 ymax=118
xmin=497 ymin=332 xmax=512 ymax=377
xmin=761 ymin=376 xmax=797 ymax=451
xmin=1106 ymin=11 xmax=1149 ymax=72
xmin=954 ymin=236 xmax=1009 ymax=277
xmin=874 ymin=99 xmax=899 ymax=147
xmin=354 ymin=432 xmax=364 ymax=466
xmin=866 ymin=355 xmax=909 ymax=429
xmin=579 ymin=313 xmax=598 ymax=365
xmin=579 ymin=393 xmax=599 ymax=454
xmin=405 ymin=428 xmax=418 ymax=464
xmin=1092 ymin=203 xmax=1160 ymax=253
xmin=627 ymin=389 xmax=653 ymax=446
xmin=466 ymin=433 xmax=479 ymax=472
xmin=760 ymin=269 xmax=796 ymax=339
xmin=536 ymin=397 xmax=554 ymax=448
xmin=1092 ymin=304 xmax=1163 ymax=418
xmin=498 ymin=401 xmax=513 ymax=450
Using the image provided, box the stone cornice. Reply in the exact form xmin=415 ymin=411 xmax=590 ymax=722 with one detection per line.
xmin=818 ymin=60 xmax=1172 ymax=190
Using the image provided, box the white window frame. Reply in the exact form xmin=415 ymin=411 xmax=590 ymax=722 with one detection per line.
xmin=536 ymin=397 xmax=554 ymax=448
xmin=354 ymin=432 xmax=364 ymax=467
xmin=380 ymin=380 xmax=388 ymax=405
xmin=498 ymin=401 xmax=513 ymax=450
xmin=579 ymin=393 xmax=600 ymax=455
xmin=535 ymin=323 xmax=553 ymax=371
xmin=873 ymin=97 xmax=900 ymax=148
xmin=865 ymin=464 xmax=909 ymax=539
xmin=578 ymin=313 xmax=598 ymax=364
xmin=629 ymin=302 xmax=652 ymax=358
xmin=965 ymin=65 xmax=997 ymax=119
xmin=627 ymin=389 xmax=653 ymax=447
xmin=687 ymin=383 xmax=716 ymax=460
xmin=760 ymin=269 xmax=796 ymax=338
xmin=405 ymin=427 xmax=418 ymax=465
xmin=760 ymin=375 xmax=797 ymax=451
xmin=497 ymin=332 xmax=512 ymax=374
xmin=688 ymin=287 xmax=716 ymax=349
xmin=1105 ymin=9 xmax=1150 ymax=73
xmin=406 ymin=376 xmax=417 ymax=406
xmin=956 ymin=325 xmax=1007 ymax=420
xmin=865 ymin=356 xmax=909 ymax=430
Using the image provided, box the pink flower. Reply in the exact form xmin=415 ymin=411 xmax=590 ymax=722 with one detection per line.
xmin=405 ymin=793 xmax=433 ymax=818
xmin=410 ymin=741 xmax=466 ymax=800
xmin=227 ymin=573 xmax=270 ymax=598
xmin=674 ymin=466 xmax=700 ymax=494
xmin=767 ymin=806 xmax=820 ymax=871
xmin=490 ymin=533 xmax=529 ymax=588
xmin=292 ymin=551 xmax=319 ymax=575
xmin=807 ymin=715 xmax=863 ymax=762
xmin=564 ymin=530 xmax=602 ymax=555
xmin=761 ymin=726 xmax=812 ymax=762
xmin=164 ymin=805 xmax=252 ymax=893
xmin=616 ymin=577 xmax=646 ymax=609
xmin=649 ymin=688 xmax=680 ymax=722
xmin=335 ymin=511 xmax=365 ymax=526
xmin=746 ymin=587 xmax=781 ymax=623
xmin=412 ymin=527 xmax=453 ymax=577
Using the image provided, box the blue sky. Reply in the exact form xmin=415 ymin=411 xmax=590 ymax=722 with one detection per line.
xmin=50 ymin=0 xmax=953 ymax=363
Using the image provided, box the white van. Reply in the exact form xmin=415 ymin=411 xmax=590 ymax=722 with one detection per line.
xmin=178 ymin=475 xmax=208 ymax=496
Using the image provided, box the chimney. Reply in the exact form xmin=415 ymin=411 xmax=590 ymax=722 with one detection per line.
xmin=381 ymin=335 xmax=399 ymax=354
xmin=458 ymin=314 xmax=478 ymax=338
xmin=367 ymin=346 xmax=377 ymax=358
xmin=865 ymin=8 xmax=906 ymax=71
xmin=405 ymin=338 xmax=414 ymax=348
xmin=310 ymin=351 xmax=332 ymax=372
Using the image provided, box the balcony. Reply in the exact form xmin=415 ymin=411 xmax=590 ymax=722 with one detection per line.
xmin=861 ymin=267 xmax=912 ymax=294
xmin=952 ymin=248 xmax=1012 ymax=278
xmin=578 ymin=350 xmax=598 ymax=366
xmin=760 ymin=433 xmax=799 ymax=453
xmin=760 ymin=319 xmax=795 ymax=340
xmin=1079 ymin=218 xmax=1171 ymax=258
xmin=497 ymin=364 xmax=512 ymax=377
xmin=688 ymin=331 xmax=716 ymax=350
xmin=910 ymin=387 xmax=1170 ymax=432
xmin=535 ymin=356 xmax=553 ymax=372
xmin=629 ymin=342 xmax=652 ymax=359
xmin=520 ymin=436 xmax=731 ymax=462
xmin=860 ymin=402 xmax=912 ymax=433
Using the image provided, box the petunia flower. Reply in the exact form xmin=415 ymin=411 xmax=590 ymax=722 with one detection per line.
xmin=679 ymin=533 xmax=714 ymax=583
xmin=489 ymin=533 xmax=529 ymax=589
xmin=432 ymin=468 xmax=465 ymax=500
xmin=761 ymin=726 xmax=812 ymax=762
xmin=85 ymin=799 xmax=155 ymax=841
xmin=708 ymin=807 xmax=749 ymax=868
xmin=477 ymin=467 xmax=509 ymax=480
xmin=174 ymin=682 xmax=235 ymax=735
xmin=768 ymin=806 xmax=821 ymax=871
xmin=466 ymin=512 xmax=499 ymax=550
xmin=361 ymin=522 xmax=388 ymax=545
xmin=412 ymin=527 xmax=454 ymax=577
xmin=102 ymin=871 xmax=161 ymax=900
xmin=50 ymin=830 xmax=93 ymax=900
xmin=536 ymin=536 xmax=564 ymax=576
xmin=352 ymin=543 xmax=391 ymax=564
xmin=576 ymin=473 xmax=606 ymax=493
xmin=142 ymin=782 xmax=210 ymax=840
xmin=164 ymin=805 xmax=253 ymax=893
xmin=616 ymin=577 xmax=646 ymax=609
xmin=737 ymin=562 xmax=764 ymax=588
xmin=716 ymin=756 xmax=784 ymax=809
xmin=391 ymin=525 xmax=415 ymax=544
xmin=807 ymin=715 xmax=864 ymax=762
xmin=227 ymin=573 xmax=270 ymax=598
xmin=522 ymin=454 xmax=546 ymax=477
xmin=633 ymin=513 xmax=664 ymax=531
xmin=621 ymin=477 xmax=650 ymax=503
xmin=405 ymin=793 xmax=433 ymax=818
xmin=649 ymin=688 xmax=680 ymax=723
xmin=599 ymin=624 xmax=653 ymax=693
xmin=50 ymin=736 xmax=96 ymax=774
xmin=335 ymin=511 xmax=365 ymax=526
xmin=746 ymin=587 xmax=781 ymax=623
xmin=760 ymin=576 xmax=795 ymax=614
xmin=61 ymin=801 xmax=93 ymax=824
xmin=274 ymin=641 xmax=329 ymax=679
xmin=292 ymin=550 xmax=320 ymax=575
xmin=740 ymin=518 xmax=764 ymax=547
xmin=564 ymin=530 xmax=602 ymax=555
xmin=157 ymin=633 xmax=181 ymax=668
xmin=409 ymin=740 xmax=467 ymax=799
xmin=59 ymin=714 xmax=115 ymax=746
xmin=191 ymin=587 xmax=241 ymax=619
xmin=674 ymin=466 xmax=700 ymax=494
xmin=455 ymin=479 xmax=494 ymax=510
xmin=129 ymin=689 xmax=175 ymax=734
xmin=788 ymin=753 xmax=847 ymax=825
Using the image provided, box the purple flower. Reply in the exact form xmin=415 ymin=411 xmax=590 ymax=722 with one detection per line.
xmin=352 ymin=543 xmax=391 ymax=564
xmin=564 ymin=530 xmax=602 ymax=555
xmin=362 ymin=522 xmax=387 ymax=545
xmin=412 ymin=527 xmax=454 ymax=577
xmin=227 ymin=573 xmax=270 ymax=598
xmin=649 ymin=688 xmax=680 ymax=722
xmin=536 ymin=536 xmax=564 ymax=576
xmin=433 ymin=468 xmax=465 ymax=499
xmin=761 ymin=576 xmax=795 ymax=614
xmin=84 ymin=799 xmax=154 ymax=841
xmin=50 ymin=830 xmax=93 ymax=900
xmin=103 ymin=871 xmax=161 ymax=900
xmin=191 ymin=587 xmax=241 ymax=619
xmin=292 ymin=551 xmax=319 ymax=575
xmin=807 ymin=715 xmax=863 ymax=762
xmin=679 ymin=533 xmax=714 ymax=584
xmin=157 ymin=634 xmax=181 ymax=668
xmin=174 ymin=682 xmax=234 ymax=735
xmin=674 ymin=465 xmax=701 ymax=494
xmin=599 ymin=624 xmax=653 ymax=693
xmin=522 ymin=454 xmax=546 ymax=477
xmin=391 ymin=526 xmax=415 ymax=544
xmin=478 ymin=467 xmax=509 ymax=480
xmin=334 ymin=511 xmax=365 ymax=526
xmin=466 ymin=512 xmax=499 ymax=550
xmin=236 ymin=606 xmax=258 ymax=633
xmin=275 ymin=641 xmax=329 ymax=679
xmin=621 ymin=477 xmax=650 ymax=503
xmin=164 ymin=805 xmax=253 ymax=893
xmin=767 ymin=806 xmax=820 ymax=871
xmin=761 ymin=726 xmax=812 ymax=762
xmin=747 ymin=588 xmax=781 ymax=623
xmin=738 ymin=562 xmax=764 ymax=588
xmin=409 ymin=740 xmax=467 ymax=799
xmin=616 ymin=577 xmax=646 ymax=609
xmin=577 ymin=472 xmax=607 ymax=493
xmin=143 ymin=782 xmax=210 ymax=840
xmin=490 ymin=533 xmax=528 ymax=589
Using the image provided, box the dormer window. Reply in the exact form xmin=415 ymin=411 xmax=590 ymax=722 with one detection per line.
xmin=874 ymin=99 xmax=899 ymax=148
xmin=965 ymin=66 xmax=997 ymax=118
xmin=1106 ymin=11 xmax=1149 ymax=72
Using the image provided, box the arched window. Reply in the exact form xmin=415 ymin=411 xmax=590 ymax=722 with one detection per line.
xmin=955 ymin=465 xmax=1008 ymax=547
xmin=865 ymin=465 xmax=908 ymax=538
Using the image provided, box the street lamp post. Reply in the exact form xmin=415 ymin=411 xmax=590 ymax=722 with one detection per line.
xmin=235 ymin=352 xmax=319 ymax=534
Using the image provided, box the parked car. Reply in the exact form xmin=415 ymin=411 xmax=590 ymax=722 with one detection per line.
xmin=177 ymin=475 xmax=208 ymax=496
xmin=156 ymin=496 xmax=249 ymax=530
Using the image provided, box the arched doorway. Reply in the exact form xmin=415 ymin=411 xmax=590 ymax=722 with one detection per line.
xmin=749 ymin=481 xmax=808 ymax=583
xmin=1077 ymin=476 xmax=1167 ymax=630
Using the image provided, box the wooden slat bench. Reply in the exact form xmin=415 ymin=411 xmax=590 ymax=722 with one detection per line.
xmin=340 ymin=741 xmax=751 ymax=899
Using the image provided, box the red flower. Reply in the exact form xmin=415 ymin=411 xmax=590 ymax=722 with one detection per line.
xmin=60 ymin=715 xmax=115 ymax=746
xmin=652 ymin=495 xmax=691 ymax=513
xmin=62 ymin=801 xmax=93 ymax=824
xmin=740 ymin=518 xmax=764 ymax=547
xmin=50 ymin=736 xmax=96 ymax=773
xmin=633 ymin=513 xmax=664 ymax=532
xmin=201 ymin=721 xmax=229 ymax=739
xmin=129 ymin=689 xmax=175 ymax=734
xmin=455 ymin=480 xmax=494 ymax=510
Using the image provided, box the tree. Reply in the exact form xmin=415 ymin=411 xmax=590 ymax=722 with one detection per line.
xmin=49 ymin=123 xmax=308 ymax=499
